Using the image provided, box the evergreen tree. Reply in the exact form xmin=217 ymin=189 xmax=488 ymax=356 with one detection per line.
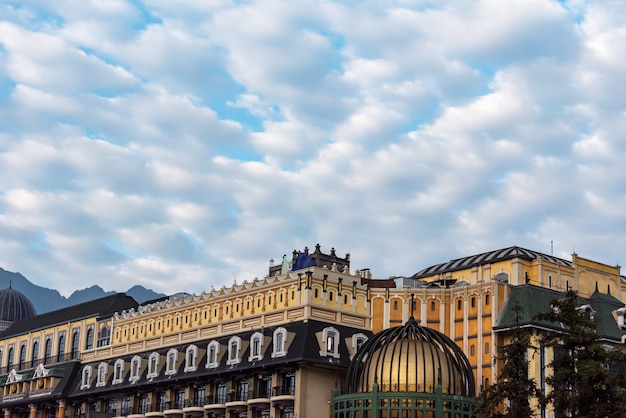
xmin=477 ymin=302 xmax=543 ymax=417
xmin=534 ymin=289 xmax=626 ymax=418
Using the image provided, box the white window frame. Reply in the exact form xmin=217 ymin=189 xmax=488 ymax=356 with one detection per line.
xmin=96 ymin=362 xmax=108 ymax=387
xmin=271 ymin=327 xmax=288 ymax=358
xmin=80 ymin=366 xmax=92 ymax=389
xmin=206 ymin=341 xmax=220 ymax=369
xmin=112 ymin=359 xmax=125 ymax=384
xmin=248 ymin=332 xmax=264 ymax=362
xmin=351 ymin=333 xmax=368 ymax=355
xmin=184 ymin=345 xmax=198 ymax=372
xmin=129 ymin=355 xmax=142 ymax=383
xmin=165 ymin=348 xmax=178 ymax=376
xmin=147 ymin=352 xmax=159 ymax=379
xmin=320 ymin=327 xmax=340 ymax=359
xmin=226 ymin=336 xmax=242 ymax=366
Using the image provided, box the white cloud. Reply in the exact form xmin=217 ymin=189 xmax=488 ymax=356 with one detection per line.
xmin=1 ymin=0 xmax=626 ymax=297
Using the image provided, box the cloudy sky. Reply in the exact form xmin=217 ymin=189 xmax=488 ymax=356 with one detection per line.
xmin=1 ymin=0 xmax=625 ymax=297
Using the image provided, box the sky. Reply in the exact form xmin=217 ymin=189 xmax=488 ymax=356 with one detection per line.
xmin=1 ymin=0 xmax=626 ymax=297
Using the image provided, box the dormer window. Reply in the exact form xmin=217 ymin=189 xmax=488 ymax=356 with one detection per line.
xmin=352 ymin=333 xmax=368 ymax=353
xmin=206 ymin=341 xmax=220 ymax=368
xmin=226 ymin=336 xmax=242 ymax=366
xmin=129 ymin=356 xmax=142 ymax=383
xmin=112 ymin=359 xmax=124 ymax=384
xmin=320 ymin=327 xmax=340 ymax=359
xmin=165 ymin=349 xmax=178 ymax=375
xmin=96 ymin=362 xmax=108 ymax=387
xmin=272 ymin=327 xmax=288 ymax=358
xmin=147 ymin=352 xmax=159 ymax=379
xmin=81 ymin=366 xmax=92 ymax=389
xmin=184 ymin=345 xmax=198 ymax=372
xmin=249 ymin=332 xmax=264 ymax=362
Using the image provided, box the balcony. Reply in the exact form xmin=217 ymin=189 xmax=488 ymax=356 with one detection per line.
xmin=225 ymin=390 xmax=248 ymax=412
xmin=145 ymin=402 xmax=165 ymax=418
xmin=204 ymin=394 xmax=227 ymax=415
xmin=271 ymin=385 xmax=296 ymax=402
xmin=248 ymin=387 xmax=271 ymax=406
xmin=127 ymin=403 xmax=149 ymax=418
xmin=182 ymin=398 xmax=204 ymax=417
xmin=162 ymin=401 xmax=183 ymax=416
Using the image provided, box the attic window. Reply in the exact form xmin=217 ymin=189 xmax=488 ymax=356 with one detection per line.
xmin=165 ymin=349 xmax=178 ymax=375
xmin=206 ymin=341 xmax=220 ymax=368
xmin=129 ymin=356 xmax=141 ymax=383
xmin=271 ymin=328 xmax=287 ymax=358
xmin=112 ymin=359 xmax=124 ymax=384
xmin=320 ymin=327 xmax=340 ymax=359
xmin=184 ymin=345 xmax=198 ymax=372
xmin=249 ymin=332 xmax=264 ymax=362
xmin=226 ymin=336 xmax=242 ymax=366
xmin=81 ymin=366 xmax=92 ymax=389
xmin=96 ymin=363 xmax=108 ymax=387
xmin=147 ymin=353 xmax=159 ymax=379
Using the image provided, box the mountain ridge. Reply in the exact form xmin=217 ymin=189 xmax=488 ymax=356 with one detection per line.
xmin=0 ymin=267 xmax=166 ymax=314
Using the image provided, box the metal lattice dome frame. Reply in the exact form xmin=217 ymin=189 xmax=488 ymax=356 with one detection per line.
xmin=332 ymin=317 xmax=476 ymax=418
xmin=346 ymin=317 xmax=475 ymax=397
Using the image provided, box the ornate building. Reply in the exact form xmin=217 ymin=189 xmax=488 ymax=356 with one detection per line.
xmin=0 ymin=245 xmax=624 ymax=418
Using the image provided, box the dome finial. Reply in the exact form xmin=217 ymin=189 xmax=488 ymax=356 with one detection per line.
xmin=8 ymin=280 xmax=11 ymax=289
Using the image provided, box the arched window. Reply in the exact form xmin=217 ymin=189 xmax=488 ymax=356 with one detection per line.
xmin=129 ymin=356 xmax=141 ymax=383
xmin=112 ymin=359 xmax=124 ymax=384
xmin=271 ymin=327 xmax=288 ymax=358
xmin=226 ymin=336 xmax=242 ymax=366
xmin=206 ymin=341 xmax=220 ymax=368
xmin=18 ymin=343 xmax=27 ymax=369
xmin=44 ymin=338 xmax=52 ymax=364
xmin=96 ymin=362 xmax=108 ymax=387
xmin=57 ymin=333 xmax=66 ymax=361
xmin=7 ymin=346 xmax=15 ymax=369
xmin=351 ymin=333 xmax=368 ymax=355
xmin=249 ymin=332 xmax=264 ymax=362
xmin=147 ymin=352 xmax=159 ymax=379
xmin=165 ymin=349 xmax=178 ymax=375
xmin=320 ymin=327 xmax=340 ymax=359
xmin=98 ymin=326 xmax=110 ymax=347
xmin=71 ymin=330 xmax=80 ymax=359
xmin=81 ymin=366 xmax=92 ymax=389
xmin=85 ymin=327 xmax=94 ymax=350
xmin=31 ymin=340 xmax=39 ymax=367
xmin=184 ymin=345 xmax=198 ymax=372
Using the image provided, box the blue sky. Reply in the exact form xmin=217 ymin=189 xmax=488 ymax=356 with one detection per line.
xmin=1 ymin=0 xmax=626 ymax=296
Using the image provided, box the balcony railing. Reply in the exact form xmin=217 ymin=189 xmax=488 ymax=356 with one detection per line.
xmin=227 ymin=391 xmax=249 ymax=403
xmin=206 ymin=393 xmax=228 ymax=405
xmin=273 ymin=385 xmax=296 ymax=397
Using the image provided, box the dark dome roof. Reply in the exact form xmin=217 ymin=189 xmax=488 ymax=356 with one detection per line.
xmin=346 ymin=317 xmax=475 ymax=397
xmin=0 ymin=287 xmax=36 ymax=323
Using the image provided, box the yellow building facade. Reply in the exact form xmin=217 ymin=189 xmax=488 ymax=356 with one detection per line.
xmin=0 ymin=245 xmax=624 ymax=418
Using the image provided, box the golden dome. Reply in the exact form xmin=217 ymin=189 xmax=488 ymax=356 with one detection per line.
xmin=346 ymin=317 xmax=474 ymax=397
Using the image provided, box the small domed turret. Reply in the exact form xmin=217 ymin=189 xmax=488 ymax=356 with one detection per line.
xmin=0 ymin=286 xmax=36 ymax=331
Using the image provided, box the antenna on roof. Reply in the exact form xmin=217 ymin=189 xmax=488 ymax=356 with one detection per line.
xmin=551 ymin=240 xmax=553 ymax=255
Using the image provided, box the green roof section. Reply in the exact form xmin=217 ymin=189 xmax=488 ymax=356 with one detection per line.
xmin=495 ymin=285 xmax=626 ymax=343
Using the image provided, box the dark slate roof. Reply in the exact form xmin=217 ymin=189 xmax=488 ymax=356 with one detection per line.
xmin=0 ymin=294 xmax=138 ymax=338
xmin=0 ymin=287 xmax=36 ymax=322
xmin=69 ymin=319 xmax=371 ymax=399
xmin=494 ymin=285 xmax=626 ymax=342
xmin=411 ymin=246 xmax=572 ymax=279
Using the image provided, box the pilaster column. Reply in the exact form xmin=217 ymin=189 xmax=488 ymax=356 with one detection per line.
xmin=28 ymin=404 xmax=36 ymax=418
xmin=4 ymin=408 xmax=12 ymax=418
xmin=57 ymin=400 xmax=66 ymax=418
